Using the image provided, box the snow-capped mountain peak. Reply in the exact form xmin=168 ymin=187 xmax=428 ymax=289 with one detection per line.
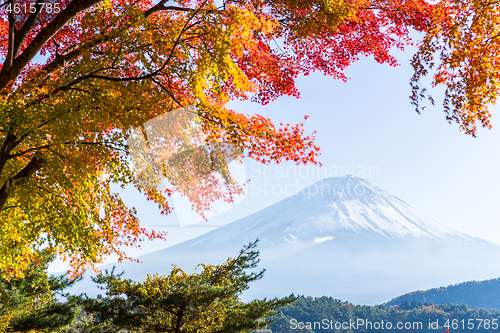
xmin=187 ymin=176 xmax=464 ymax=248
xmin=71 ymin=176 xmax=500 ymax=305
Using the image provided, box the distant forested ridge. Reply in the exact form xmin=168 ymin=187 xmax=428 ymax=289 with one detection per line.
xmin=384 ymin=277 xmax=500 ymax=309
xmin=266 ymin=295 xmax=500 ymax=332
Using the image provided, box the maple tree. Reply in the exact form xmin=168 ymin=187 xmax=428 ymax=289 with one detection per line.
xmin=410 ymin=0 xmax=500 ymax=136
xmin=0 ymin=0 xmax=434 ymax=278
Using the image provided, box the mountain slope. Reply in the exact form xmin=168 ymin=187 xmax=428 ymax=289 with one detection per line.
xmin=181 ymin=175 xmax=466 ymax=246
xmin=385 ymin=277 xmax=500 ymax=310
xmin=71 ymin=176 xmax=500 ymax=305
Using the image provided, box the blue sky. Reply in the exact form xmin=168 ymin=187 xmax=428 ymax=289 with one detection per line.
xmin=49 ymin=45 xmax=500 ymax=272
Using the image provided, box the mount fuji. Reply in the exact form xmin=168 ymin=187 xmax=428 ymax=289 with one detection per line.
xmin=72 ymin=176 xmax=500 ymax=304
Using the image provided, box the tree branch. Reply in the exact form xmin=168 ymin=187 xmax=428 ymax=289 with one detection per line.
xmin=7 ymin=139 xmax=129 ymax=160
xmin=0 ymin=0 xmax=103 ymax=90
xmin=0 ymin=131 xmax=17 ymax=176
xmin=4 ymin=0 xmax=15 ymax=73
xmin=13 ymin=3 xmax=44 ymax=57
xmin=0 ymin=154 xmax=44 ymax=211
xmin=145 ymin=5 xmax=220 ymax=18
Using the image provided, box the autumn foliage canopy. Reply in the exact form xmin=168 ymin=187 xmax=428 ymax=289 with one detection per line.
xmin=410 ymin=0 xmax=500 ymax=136
xmin=0 ymin=0 xmax=491 ymax=278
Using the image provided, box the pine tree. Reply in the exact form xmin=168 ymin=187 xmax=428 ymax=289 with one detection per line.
xmin=0 ymin=249 xmax=81 ymax=332
xmin=73 ymin=240 xmax=294 ymax=333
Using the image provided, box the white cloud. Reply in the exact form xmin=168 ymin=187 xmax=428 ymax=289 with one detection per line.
xmin=314 ymin=236 xmax=334 ymax=243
